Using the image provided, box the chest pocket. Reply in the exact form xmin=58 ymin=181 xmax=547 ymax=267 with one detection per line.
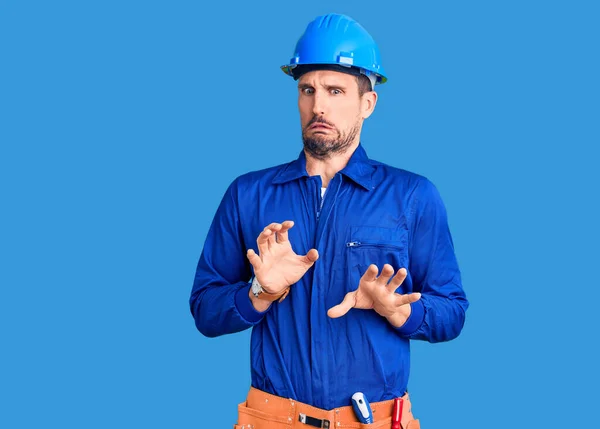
xmin=346 ymin=225 xmax=408 ymax=290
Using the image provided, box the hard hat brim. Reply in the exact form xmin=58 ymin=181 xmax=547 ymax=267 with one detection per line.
xmin=281 ymin=63 xmax=387 ymax=85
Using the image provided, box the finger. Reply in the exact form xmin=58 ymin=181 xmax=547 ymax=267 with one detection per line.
xmin=259 ymin=223 xmax=280 ymax=251
xmin=265 ymin=223 xmax=282 ymax=248
xmin=386 ymin=267 xmax=408 ymax=293
xmin=277 ymin=220 xmax=294 ymax=243
xmin=327 ymin=291 xmax=357 ymax=318
xmin=246 ymin=249 xmax=263 ymax=270
xmin=301 ymin=248 xmax=319 ymax=265
xmin=377 ymin=264 xmax=395 ymax=286
xmin=256 ymin=228 xmax=271 ymax=254
xmin=394 ymin=292 xmax=421 ymax=307
xmin=361 ymin=264 xmax=379 ymax=283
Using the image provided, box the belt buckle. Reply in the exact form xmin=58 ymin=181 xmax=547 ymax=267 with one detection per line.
xmin=299 ymin=413 xmax=330 ymax=428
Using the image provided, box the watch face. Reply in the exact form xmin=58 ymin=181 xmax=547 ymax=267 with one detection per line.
xmin=251 ymin=278 xmax=262 ymax=295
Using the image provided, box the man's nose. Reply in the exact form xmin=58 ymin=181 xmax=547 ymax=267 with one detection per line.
xmin=312 ymin=92 xmax=327 ymax=116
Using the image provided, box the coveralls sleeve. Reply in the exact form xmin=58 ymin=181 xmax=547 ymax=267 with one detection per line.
xmin=395 ymin=178 xmax=469 ymax=342
xmin=189 ymin=179 xmax=270 ymax=338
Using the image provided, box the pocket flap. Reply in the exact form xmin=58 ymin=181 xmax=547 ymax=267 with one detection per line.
xmin=350 ymin=225 xmax=407 ymax=247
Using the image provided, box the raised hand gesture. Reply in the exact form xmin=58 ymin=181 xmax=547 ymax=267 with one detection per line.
xmin=247 ymin=221 xmax=319 ymax=295
xmin=327 ymin=264 xmax=421 ymax=327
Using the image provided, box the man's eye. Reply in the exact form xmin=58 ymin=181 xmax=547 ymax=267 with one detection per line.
xmin=302 ymin=88 xmax=314 ymax=95
xmin=331 ymin=89 xmax=342 ymax=95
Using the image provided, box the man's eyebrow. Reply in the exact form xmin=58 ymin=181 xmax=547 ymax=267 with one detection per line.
xmin=324 ymin=84 xmax=346 ymax=91
xmin=297 ymin=83 xmax=347 ymax=90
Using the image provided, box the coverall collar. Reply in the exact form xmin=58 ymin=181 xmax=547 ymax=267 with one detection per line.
xmin=272 ymin=144 xmax=374 ymax=191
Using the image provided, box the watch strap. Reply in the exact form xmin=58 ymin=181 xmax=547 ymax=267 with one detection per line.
xmin=253 ymin=277 xmax=291 ymax=302
xmin=258 ymin=287 xmax=290 ymax=303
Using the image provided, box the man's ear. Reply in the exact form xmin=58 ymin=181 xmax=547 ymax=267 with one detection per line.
xmin=361 ymin=91 xmax=378 ymax=119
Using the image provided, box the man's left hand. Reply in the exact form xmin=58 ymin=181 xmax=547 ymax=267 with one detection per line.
xmin=327 ymin=264 xmax=421 ymax=328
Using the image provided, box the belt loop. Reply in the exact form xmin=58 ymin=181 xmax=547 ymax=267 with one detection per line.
xmin=289 ymin=399 xmax=295 ymax=425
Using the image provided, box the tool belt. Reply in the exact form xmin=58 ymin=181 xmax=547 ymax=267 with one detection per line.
xmin=234 ymin=387 xmax=420 ymax=429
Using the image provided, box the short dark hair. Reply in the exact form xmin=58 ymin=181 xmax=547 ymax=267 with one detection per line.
xmin=356 ymin=74 xmax=372 ymax=97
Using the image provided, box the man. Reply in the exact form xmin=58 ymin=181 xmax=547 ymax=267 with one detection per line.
xmin=190 ymin=13 xmax=468 ymax=429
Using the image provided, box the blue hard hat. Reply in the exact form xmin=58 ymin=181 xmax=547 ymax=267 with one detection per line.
xmin=281 ymin=14 xmax=387 ymax=85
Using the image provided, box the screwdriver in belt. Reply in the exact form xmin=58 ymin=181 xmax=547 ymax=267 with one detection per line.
xmin=391 ymin=397 xmax=403 ymax=429
xmin=351 ymin=392 xmax=373 ymax=424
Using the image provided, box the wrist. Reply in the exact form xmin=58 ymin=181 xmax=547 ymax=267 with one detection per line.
xmin=251 ymin=277 xmax=290 ymax=302
xmin=249 ymin=287 xmax=272 ymax=312
xmin=256 ymin=280 xmax=287 ymax=295
xmin=386 ymin=304 xmax=412 ymax=328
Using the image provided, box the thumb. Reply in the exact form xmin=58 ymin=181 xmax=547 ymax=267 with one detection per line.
xmin=327 ymin=291 xmax=356 ymax=318
xmin=395 ymin=292 xmax=421 ymax=306
xmin=302 ymin=248 xmax=319 ymax=265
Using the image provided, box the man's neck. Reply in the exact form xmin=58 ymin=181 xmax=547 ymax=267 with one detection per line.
xmin=305 ymin=142 xmax=359 ymax=188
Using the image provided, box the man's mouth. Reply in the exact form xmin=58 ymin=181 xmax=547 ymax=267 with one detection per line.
xmin=309 ymin=123 xmax=333 ymax=130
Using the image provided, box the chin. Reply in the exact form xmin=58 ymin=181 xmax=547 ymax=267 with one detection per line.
xmin=307 ymin=136 xmax=333 ymax=146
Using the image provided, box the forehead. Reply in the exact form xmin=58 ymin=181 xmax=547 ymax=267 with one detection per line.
xmin=297 ymin=69 xmax=356 ymax=87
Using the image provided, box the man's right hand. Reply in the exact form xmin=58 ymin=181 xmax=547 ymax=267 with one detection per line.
xmin=247 ymin=220 xmax=319 ymax=296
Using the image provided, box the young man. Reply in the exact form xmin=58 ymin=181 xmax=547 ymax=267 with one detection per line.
xmin=190 ymin=13 xmax=469 ymax=429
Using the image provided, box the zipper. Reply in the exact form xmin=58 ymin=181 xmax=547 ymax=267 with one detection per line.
xmin=346 ymin=241 xmax=404 ymax=250
xmin=317 ymin=189 xmax=326 ymax=220
xmin=316 ymin=183 xmax=327 ymax=221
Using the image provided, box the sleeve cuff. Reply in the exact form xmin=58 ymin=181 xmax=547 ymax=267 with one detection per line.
xmin=234 ymin=284 xmax=271 ymax=324
xmin=396 ymin=299 xmax=425 ymax=336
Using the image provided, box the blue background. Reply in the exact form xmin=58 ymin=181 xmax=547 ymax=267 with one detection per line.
xmin=1 ymin=0 xmax=598 ymax=427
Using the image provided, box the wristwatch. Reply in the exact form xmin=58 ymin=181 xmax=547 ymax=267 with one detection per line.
xmin=251 ymin=277 xmax=290 ymax=302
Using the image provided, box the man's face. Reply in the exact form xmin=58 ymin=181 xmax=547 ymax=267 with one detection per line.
xmin=298 ymin=70 xmax=370 ymax=160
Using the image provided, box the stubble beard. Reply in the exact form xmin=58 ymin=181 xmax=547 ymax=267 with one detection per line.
xmin=302 ymin=119 xmax=360 ymax=161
